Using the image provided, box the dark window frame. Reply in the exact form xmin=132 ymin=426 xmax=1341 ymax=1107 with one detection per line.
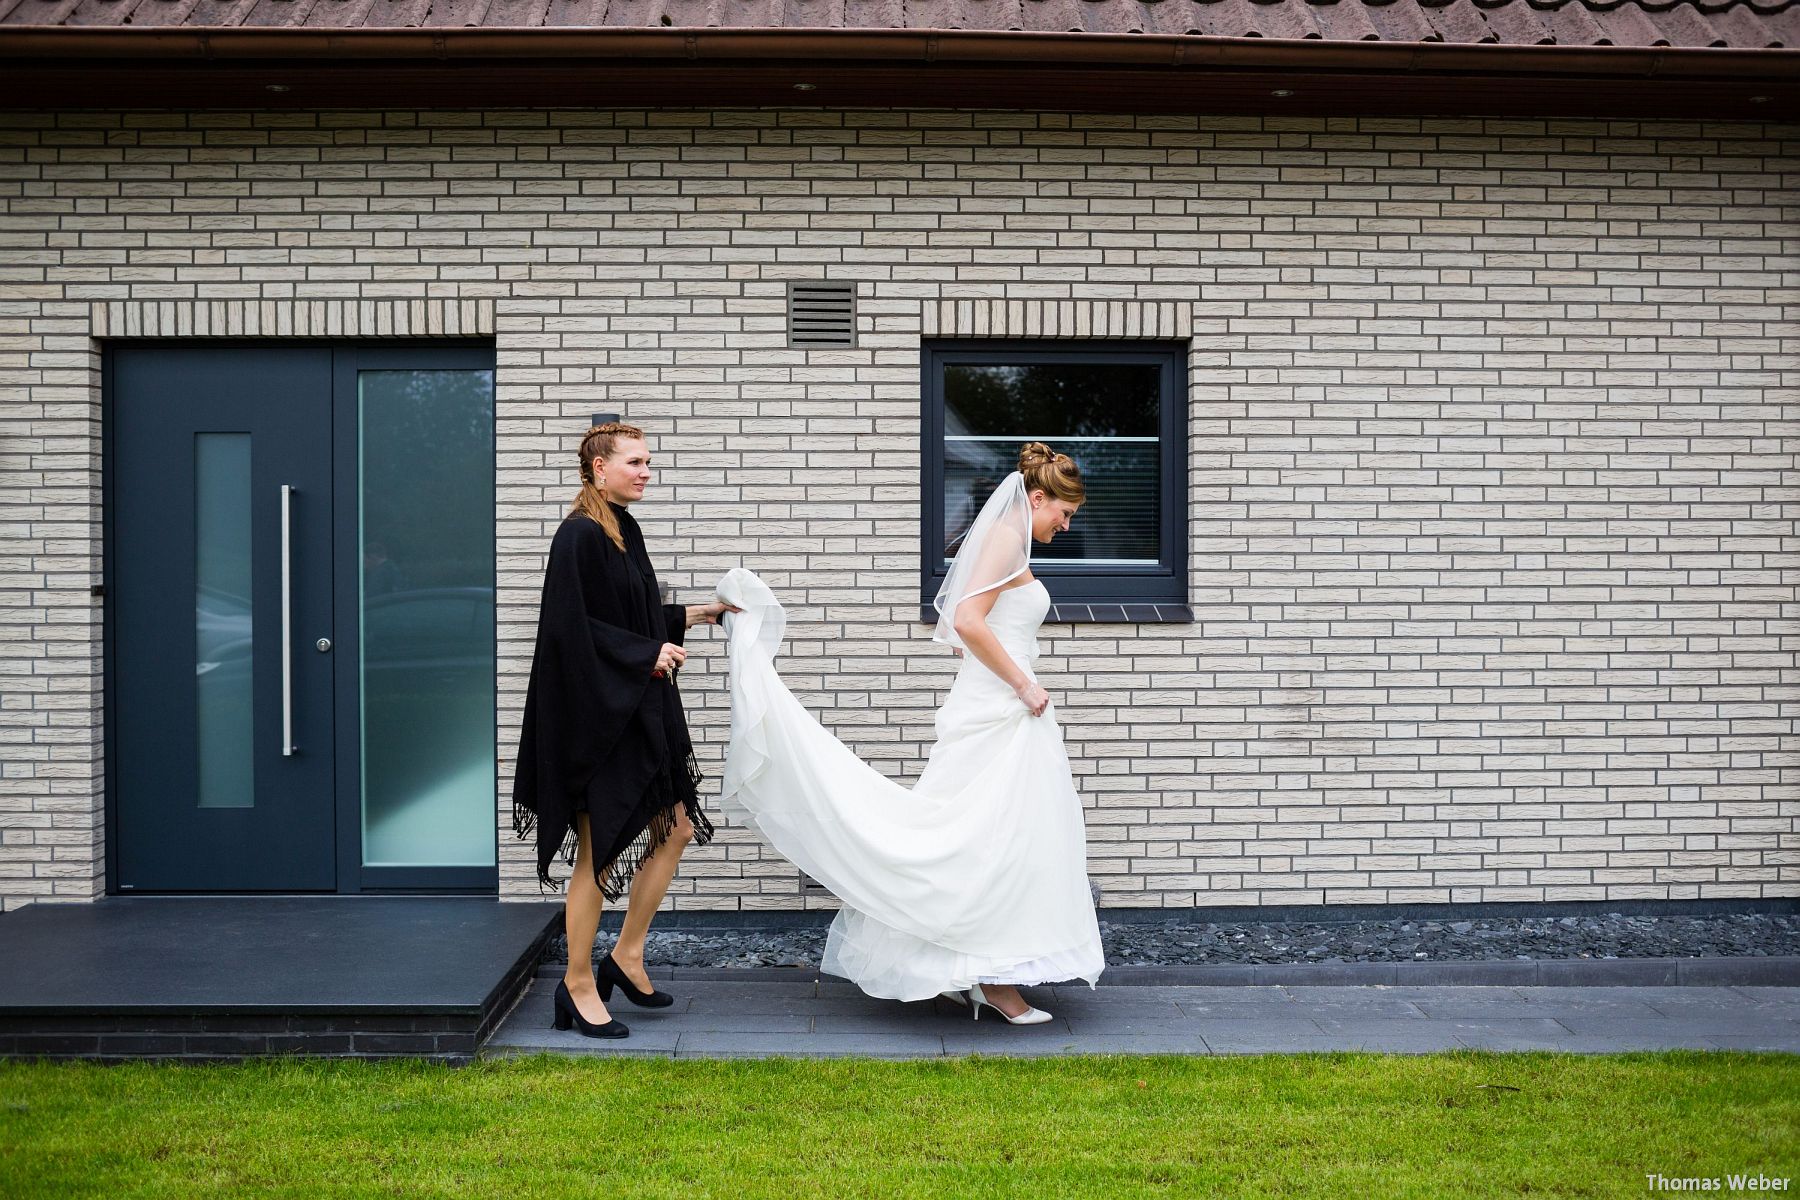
xmin=920 ymin=339 xmax=1189 ymax=617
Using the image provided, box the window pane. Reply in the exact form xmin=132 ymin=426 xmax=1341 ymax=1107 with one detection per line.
xmin=944 ymin=363 xmax=1159 ymax=439
xmin=942 ymin=361 xmax=1161 ymax=565
xmin=358 ymin=370 xmax=496 ymax=868
xmin=195 ymin=433 xmax=254 ymax=810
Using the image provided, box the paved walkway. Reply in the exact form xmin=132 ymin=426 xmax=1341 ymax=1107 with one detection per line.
xmin=485 ymin=970 xmax=1800 ymax=1059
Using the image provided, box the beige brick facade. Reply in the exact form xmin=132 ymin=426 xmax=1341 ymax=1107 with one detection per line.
xmin=1 ymin=108 xmax=1794 ymax=913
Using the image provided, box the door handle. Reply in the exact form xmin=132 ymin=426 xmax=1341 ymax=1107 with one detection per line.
xmin=281 ymin=484 xmax=296 ymax=757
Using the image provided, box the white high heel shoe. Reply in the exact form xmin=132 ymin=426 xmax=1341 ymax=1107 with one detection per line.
xmin=967 ymin=983 xmax=1053 ymax=1025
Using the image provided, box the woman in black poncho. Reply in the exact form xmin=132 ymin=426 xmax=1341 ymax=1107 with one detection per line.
xmin=513 ymin=422 xmax=736 ymax=1039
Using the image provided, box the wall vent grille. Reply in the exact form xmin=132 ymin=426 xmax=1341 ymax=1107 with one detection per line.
xmin=787 ymin=282 xmax=856 ymax=349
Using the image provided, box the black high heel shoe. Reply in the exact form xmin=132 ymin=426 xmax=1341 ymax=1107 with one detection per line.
xmin=552 ymin=980 xmax=629 ymax=1039
xmin=598 ymin=953 xmax=675 ymax=1008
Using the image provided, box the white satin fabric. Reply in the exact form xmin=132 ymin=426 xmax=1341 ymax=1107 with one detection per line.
xmin=715 ymin=566 xmax=1104 ymax=1001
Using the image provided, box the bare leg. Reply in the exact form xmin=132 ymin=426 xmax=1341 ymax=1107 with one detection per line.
xmin=609 ymin=805 xmax=696 ymax=992
xmin=561 ymin=813 xmax=616 ymax=1024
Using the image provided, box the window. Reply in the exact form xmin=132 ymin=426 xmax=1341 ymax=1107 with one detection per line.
xmin=920 ymin=341 xmax=1189 ymax=619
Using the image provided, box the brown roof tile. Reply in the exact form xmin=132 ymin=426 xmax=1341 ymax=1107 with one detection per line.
xmin=2 ymin=0 xmax=84 ymax=25
xmin=302 ymin=0 xmax=377 ymax=28
xmin=65 ymin=0 xmax=154 ymax=26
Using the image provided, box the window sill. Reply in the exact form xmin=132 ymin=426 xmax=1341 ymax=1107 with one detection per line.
xmin=917 ymin=603 xmax=1193 ymax=625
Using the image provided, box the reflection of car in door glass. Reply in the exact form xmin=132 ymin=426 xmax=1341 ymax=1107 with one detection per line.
xmin=361 ymin=587 xmax=494 ymax=676
xmin=196 ymin=585 xmax=252 ymax=677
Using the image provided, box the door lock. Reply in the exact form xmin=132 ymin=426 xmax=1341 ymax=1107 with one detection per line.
xmin=315 ymin=638 xmax=332 ymax=653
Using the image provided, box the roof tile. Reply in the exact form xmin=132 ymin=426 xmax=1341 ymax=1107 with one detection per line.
xmin=2 ymin=0 xmax=83 ymax=24
xmin=242 ymin=0 xmax=322 ymax=28
xmin=183 ymin=0 xmax=258 ymax=25
xmin=0 ymin=0 xmax=1792 ymax=48
xmin=481 ymin=0 xmax=549 ymax=25
xmin=66 ymin=0 xmax=154 ymax=26
xmin=302 ymin=0 xmax=377 ymax=27
xmin=1705 ymin=2 xmax=1787 ymax=40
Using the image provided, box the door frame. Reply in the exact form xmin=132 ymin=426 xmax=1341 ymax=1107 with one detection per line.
xmin=101 ymin=338 xmax=500 ymax=896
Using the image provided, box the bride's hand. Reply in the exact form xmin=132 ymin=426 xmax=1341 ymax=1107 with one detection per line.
xmin=1015 ymin=681 xmax=1050 ymax=717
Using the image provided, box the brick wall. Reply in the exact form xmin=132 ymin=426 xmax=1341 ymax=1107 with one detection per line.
xmin=1 ymin=108 xmax=1793 ymax=912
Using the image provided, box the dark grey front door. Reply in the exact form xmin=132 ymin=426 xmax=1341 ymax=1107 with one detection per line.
xmin=110 ymin=345 xmax=337 ymax=890
xmin=107 ymin=342 xmax=500 ymax=893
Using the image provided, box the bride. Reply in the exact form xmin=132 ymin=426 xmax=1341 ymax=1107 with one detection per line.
xmin=714 ymin=442 xmax=1105 ymax=1024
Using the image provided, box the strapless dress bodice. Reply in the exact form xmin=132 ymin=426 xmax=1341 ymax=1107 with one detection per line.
xmin=979 ymin=578 xmax=1048 ymax=666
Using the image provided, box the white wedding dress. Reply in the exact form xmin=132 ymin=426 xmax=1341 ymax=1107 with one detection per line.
xmin=714 ymin=566 xmax=1105 ymax=1002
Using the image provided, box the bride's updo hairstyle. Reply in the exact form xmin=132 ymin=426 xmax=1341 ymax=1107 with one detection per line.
xmin=571 ymin=421 xmax=646 ymax=553
xmin=1018 ymin=441 xmax=1085 ymax=505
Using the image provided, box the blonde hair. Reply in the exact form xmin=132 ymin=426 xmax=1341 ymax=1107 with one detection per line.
xmin=571 ymin=422 xmax=647 ymax=552
xmin=1018 ymin=441 xmax=1085 ymax=505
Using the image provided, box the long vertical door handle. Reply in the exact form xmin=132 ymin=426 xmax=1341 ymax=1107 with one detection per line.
xmin=281 ymin=484 xmax=296 ymax=756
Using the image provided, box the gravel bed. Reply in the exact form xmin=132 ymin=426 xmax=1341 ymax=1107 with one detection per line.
xmin=544 ymin=912 xmax=1800 ymax=969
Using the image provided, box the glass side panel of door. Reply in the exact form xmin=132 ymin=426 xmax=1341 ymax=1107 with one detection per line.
xmin=357 ymin=370 xmax=497 ymax=868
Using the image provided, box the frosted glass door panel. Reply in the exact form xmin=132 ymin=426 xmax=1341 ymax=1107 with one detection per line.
xmin=357 ymin=370 xmax=497 ymax=868
xmin=195 ymin=433 xmax=255 ymax=810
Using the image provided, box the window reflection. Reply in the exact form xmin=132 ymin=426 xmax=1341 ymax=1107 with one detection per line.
xmin=943 ymin=362 xmax=1162 ymax=564
xmin=358 ymin=370 xmax=496 ymax=868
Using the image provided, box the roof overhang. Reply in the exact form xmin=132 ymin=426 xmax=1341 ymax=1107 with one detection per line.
xmin=0 ymin=28 xmax=1792 ymax=117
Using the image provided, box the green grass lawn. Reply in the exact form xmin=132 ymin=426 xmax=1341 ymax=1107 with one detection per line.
xmin=2 ymin=1051 xmax=1795 ymax=1198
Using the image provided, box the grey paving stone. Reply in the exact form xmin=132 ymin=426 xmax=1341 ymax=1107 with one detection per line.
xmin=675 ymin=1032 xmax=946 ymax=1059
xmin=678 ymin=996 xmax=820 ymax=1016
xmin=1202 ymin=1035 xmax=1359 ymax=1054
xmin=1062 ymin=1015 xmax=1197 ymax=1037
xmin=1497 ymin=994 xmax=1668 ymax=1017
xmin=1293 ymin=985 xmax=1532 ymax=1002
xmin=957 ymin=1032 xmax=1216 ymax=1056
xmin=1029 ymin=996 xmax=1185 ymax=1022
xmin=1077 ymin=984 xmax=1287 ymax=1004
xmin=812 ymin=1010 xmax=986 ymax=1035
xmin=483 ymin=979 xmax=1800 ymax=1060
xmin=664 ymin=1012 xmax=815 ymax=1035
xmin=1554 ymin=1014 xmax=1800 ymax=1037
xmin=487 ymin=1025 xmax=683 ymax=1056
xmin=667 ymin=980 xmax=825 ymax=1001
xmin=1291 ymin=1020 xmax=1470 ymax=1053
xmin=1703 ymin=1034 xmax=1800 ymax=1052
xmin=1731 ymin=986 xmax=1800 ymax=1004
xmin=1601 ymin=987 xmax=1766 ymax=1011
xmin=1438 ymin=1019 xmax=1600 ymax=1051
xmin=1276 ymin=996 xmax=1427 ymax=1018
xmin=1462 ymin=1031 xmax=1725 ymax=1053
xmin=1171 ymin=1002 xmax=1310 ymax=1021
xmin=1407 ymin=996 xmax=1659 ymax=1020
xmin=935 ymin=1037 xmax=1103 ymax=1058
xmin=1179 ymin=1018 xmax=1330 ymax=1053
xmin=484 ymin=1042 xmax=678 ymax=1060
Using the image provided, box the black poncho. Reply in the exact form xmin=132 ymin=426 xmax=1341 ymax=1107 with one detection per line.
xmin=512 ymin=506 xmax=714 ymax=898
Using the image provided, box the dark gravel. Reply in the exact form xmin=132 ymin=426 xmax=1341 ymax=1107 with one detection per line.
xmin=544 ymin=912 xmax=1800 ymax=969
